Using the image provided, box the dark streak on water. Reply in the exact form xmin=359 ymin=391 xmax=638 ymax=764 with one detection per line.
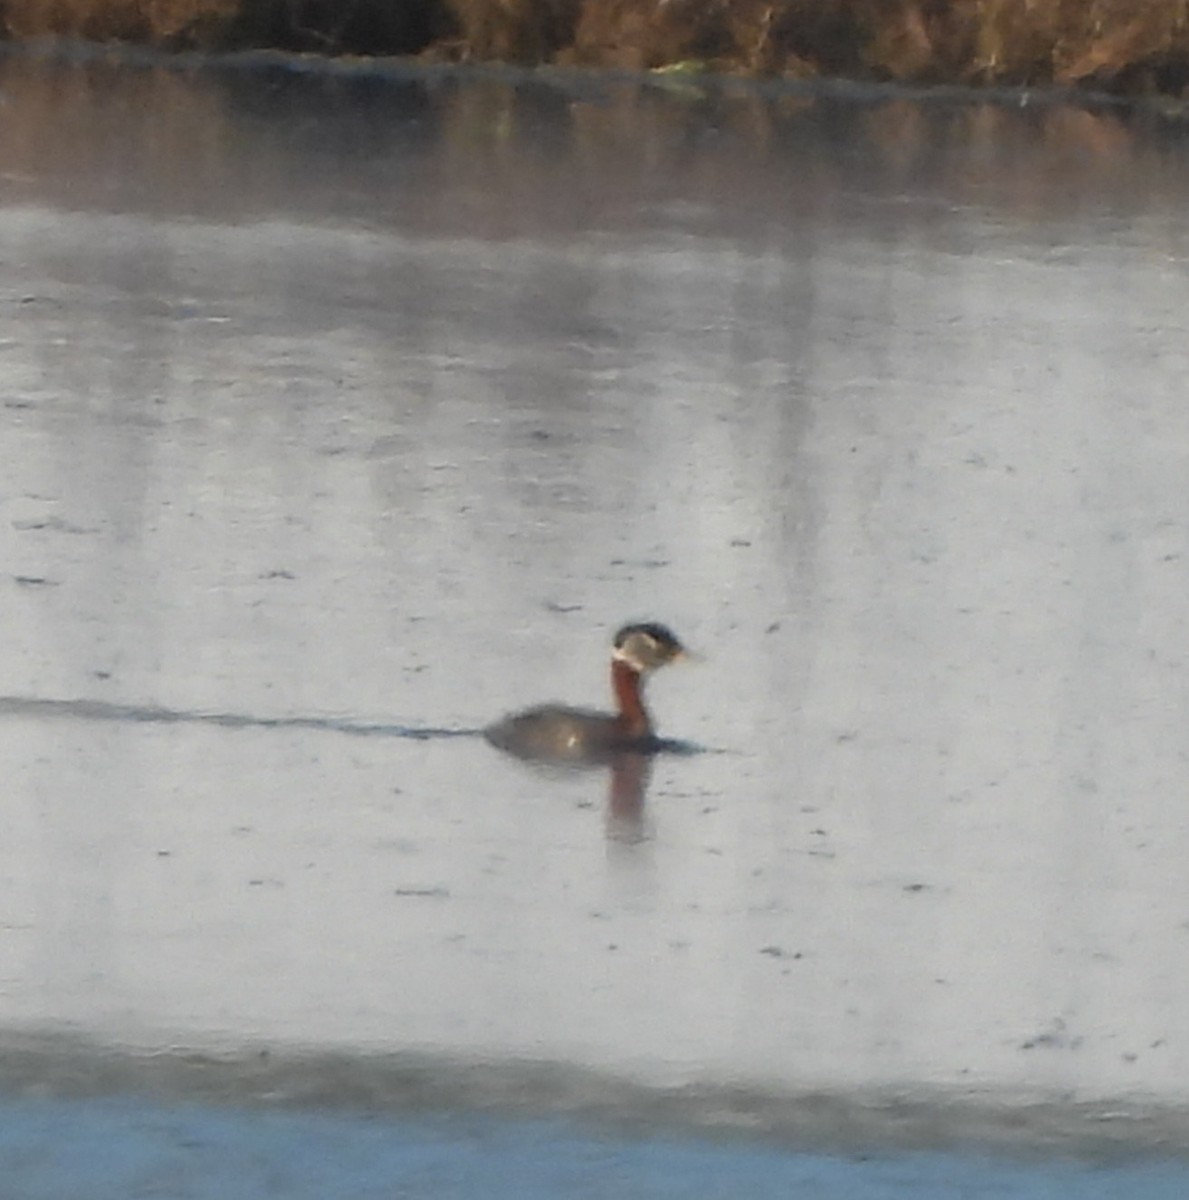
xmin=0 ymin=695 xmax=477 ymax=740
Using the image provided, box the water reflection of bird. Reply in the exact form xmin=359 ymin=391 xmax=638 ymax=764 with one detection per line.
xmin=484 ymin=622 xmax=688 ymax=766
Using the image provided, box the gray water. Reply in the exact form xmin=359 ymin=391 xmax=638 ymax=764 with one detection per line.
xmin=3 ymin=48 xmax=1189 ymax=1184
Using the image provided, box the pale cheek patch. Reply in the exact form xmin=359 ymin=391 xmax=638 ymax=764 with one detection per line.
xmin=613 ymin=634 xmax=660 ymax=673
xmin=611 ymin=644 xmax=637 ymax=669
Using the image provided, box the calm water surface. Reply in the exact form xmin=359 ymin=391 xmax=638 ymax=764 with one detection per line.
xmin=2 ymin=49 xmax=1189 ymax=1175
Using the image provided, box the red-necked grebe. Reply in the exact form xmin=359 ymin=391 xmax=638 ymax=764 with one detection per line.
xmin=485 ymin=622 xmax=687 ymax=764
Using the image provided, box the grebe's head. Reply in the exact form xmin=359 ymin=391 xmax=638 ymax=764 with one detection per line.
xmin=612 ymin=622 xmax=687 ymax=674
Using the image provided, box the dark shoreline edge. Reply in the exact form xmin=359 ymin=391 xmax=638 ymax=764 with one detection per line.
xmin=1 ymin=1027 xmax=1187 ymax=1162
xmin=1 ymin=35 xmax=1188 ymax=123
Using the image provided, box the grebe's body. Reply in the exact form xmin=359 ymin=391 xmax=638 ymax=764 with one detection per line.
xmin=484 ymin=623 xmax=687 ymax=765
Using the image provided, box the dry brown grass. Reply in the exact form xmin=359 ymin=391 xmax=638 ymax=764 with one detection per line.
xmin=855 ymin=0 xmax=1189 ymax=89
xmin=1 ymin=0 xmax=1188 ymax=95
xmin=440 ymin=0 xmax=579 ymax=62
xmin=0 ymin=0 xmax=241 ymax=45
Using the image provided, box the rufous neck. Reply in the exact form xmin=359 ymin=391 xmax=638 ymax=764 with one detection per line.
xmin=611 ymin=657 xmax=652 ymax=738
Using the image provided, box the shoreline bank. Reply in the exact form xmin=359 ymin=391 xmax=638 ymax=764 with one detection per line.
xmin=2 ymin=1 xmax=1189 ymax=100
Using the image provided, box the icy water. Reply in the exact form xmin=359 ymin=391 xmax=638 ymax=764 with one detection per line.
xmin=6 ymin=1095 xmax=1189 ymax=1200
xmin=3 ymin=46 xmax=1189 ymax=1192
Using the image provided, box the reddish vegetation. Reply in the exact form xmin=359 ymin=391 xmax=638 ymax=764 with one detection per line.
xmin=1 ymin=0 xmax=1189 ymax=96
